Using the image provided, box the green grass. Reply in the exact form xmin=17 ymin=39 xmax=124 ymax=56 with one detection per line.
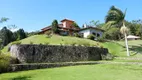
xmin=102 ymin=42 xmax=126 ymax=56
xmin=2 ymin=35 xmax=98 ymax=53
xmin=117 ymin=40 xmax=142 ymax=57
xmin=1 ymin=34 xmax=142 ymax=57
xmin=0 ymin=64 xmax=142 ymax=80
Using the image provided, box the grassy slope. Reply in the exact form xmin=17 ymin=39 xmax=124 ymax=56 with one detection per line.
xmin=2 ymin=34 xmax=142 ymax=57
xmin=0 ymin=64 xmax=142 ymax=80
xmin=117 ymin=40 xmax=142 ymax=57
xmin=2 ymin=35 xmax=98 ymax=53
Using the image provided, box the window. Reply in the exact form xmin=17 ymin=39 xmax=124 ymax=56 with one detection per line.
xmin=92 ymin=32 xmax=96 ymax=36
xmin=97 ymin=33 xmax=100 ymax=37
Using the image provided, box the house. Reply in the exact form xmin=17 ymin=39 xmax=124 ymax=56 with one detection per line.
xmin=79 ymin=24 xmax=104 ymax=39
xmin=40 ymin=19 xmax=79 ymax=35
xmin=127 ymin=35 xmax=140 ymax=40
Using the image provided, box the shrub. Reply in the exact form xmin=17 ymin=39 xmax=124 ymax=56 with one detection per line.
xmin=103 ymin=28 xmax=121 ymax=40
xmin=0 ymin=51 xmax=19 ymax=73
xmin=87 ymin=34 xmax=95 ymax=40
xmin=74 ymin=33 xmax=82 ymax=38
xmin=0 ymin=52 xmax=10 ymax=73
xmin=97 ymin=37 xmax=105 ymax=42
xmin=70 ymin=42 xmax=76 ymax=46
xmin=44 ymin=42 xmax=49 ymax=45
xmin=45 ymin=31 xmax=52 ymax=38
xmin=30 ymin=41 xmax=33 ymax=44
xmin=11 ymin=41 xmax=21 ymax=45
xmin=101 ymin=53 xmax=114 ymax=60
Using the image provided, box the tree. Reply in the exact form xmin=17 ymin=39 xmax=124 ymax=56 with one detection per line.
xmin=16 ymin=29 xmax=27 ymax=40
xmin=0 ymin=27 xmax=13 ymax=46
xmin=103 ymin=27 xmax=121 ymax=40
xmin=104 ymin=6 xmax=126 ymax=29
xmin=105 ymin=6 xmax=130 ymax=56
xmin=0 ymin=17 xmax=9 ymax=23
xmin=51 ymin=20 xmax=59 ymax=34
xmin=120 ymin=23 xmax=130 ymax=56
xmin=89 ymin=20 xmax=100 ymax=27
xmin=72 ymin=22 xmax=80 ymax=29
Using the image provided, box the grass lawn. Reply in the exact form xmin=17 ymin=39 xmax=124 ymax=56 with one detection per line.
xmin=2 ymin=34 xmax=142 ymax=57
xmin=1 ymin=35 xmax=98 ymax=53
xmin=0 ymin=64 xmax=142 ymax=80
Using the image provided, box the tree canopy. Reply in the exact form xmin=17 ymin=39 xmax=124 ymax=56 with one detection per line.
xmin=52 ymin=20 xmax=59 ymax=34
xmin=72 ymin=22 xmax=80 ymax=29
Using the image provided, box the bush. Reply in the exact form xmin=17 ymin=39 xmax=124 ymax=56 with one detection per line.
xmin=87 ymin=34 xmax=95 ymax=40
xmin=45 ymin=31 xmax=52 ymax=38
xmin=97 ymin=37 xmax=105 ymax=42
xmin=70 ymin=42 xmax=76 ymax=46
xmin=101 ymin=53 xmax=114 ymax=60
xmin=74 ymin=33 xmax=82 ymax=38
xmin=44 ymin=42 xmax=49 ymax=45
xmin=0 ymin=51 xmax=19 ymax=73
xmin=11 ymin=41 xmax=21 ymax=45
xmin=30 ymin=41 xmax=33 ymax=44
xmin=0 ymin=52 xmax=10 ymax=73
xmin=103 ymin=28 xmax=121 ymax=40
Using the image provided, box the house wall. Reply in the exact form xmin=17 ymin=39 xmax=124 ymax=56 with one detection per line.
xmin=79 ymin=29 xmax=91 ymax=38
xmin=62 ymin=21 xmax=74 ymax=28
xmin=79 ymin=29 xmax=103 ymax=38
xmin=62 ymin=21 xmax=66 ymax=28
xmin=90 ymin=29 xmax=103 ymax=38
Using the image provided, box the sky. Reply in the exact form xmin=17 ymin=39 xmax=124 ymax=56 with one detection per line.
xmin=0 ymin=0 xmax=142 ymax=32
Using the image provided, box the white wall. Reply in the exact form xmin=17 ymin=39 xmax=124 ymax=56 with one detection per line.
xmin=90 ymin=29 xmax=103 ymax=38
xmin=79 ymin=29 xmax=103 ymax=38
xmin=79 ymin=29 xmax=91 ymax=38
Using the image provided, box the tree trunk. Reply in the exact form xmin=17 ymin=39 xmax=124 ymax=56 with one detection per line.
xmin=124 ymin=33 xmax=130 ymax=56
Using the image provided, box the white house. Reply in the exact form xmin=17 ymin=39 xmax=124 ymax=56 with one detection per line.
xmin=127 ymin=35 xmax=140 ymax=40
xmin=79 ymin=25 xmax=104 ymax=39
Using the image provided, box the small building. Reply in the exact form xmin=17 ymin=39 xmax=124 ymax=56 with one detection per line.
xmin=127 ymin=35 xmax=140 ymax=40
xmin=79 ymin=24 xmax=104 ymax=39
xmin=40 ymin=19 xmax=79 ymax=35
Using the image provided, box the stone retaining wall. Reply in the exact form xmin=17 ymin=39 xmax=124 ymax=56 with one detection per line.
xmin=10 ymin=45 xmax=108 ymax=63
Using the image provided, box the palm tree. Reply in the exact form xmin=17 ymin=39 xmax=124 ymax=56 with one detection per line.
xmin=105 ymin=6 xmax=130 ymax=56
xmin=105 ymin=6 xmax=125 ymax=29
xmin=120 ymin=22 xmax=130 ymax=56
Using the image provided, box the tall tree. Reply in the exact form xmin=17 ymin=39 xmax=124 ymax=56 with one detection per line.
xmin=105 ymin=6 xmax=130 ymax=56
xmin=89 ymin=20 xmax=100 ymax=27
xmin=104 ymin=6 xmax=126 ymax=29
xmin=72 ymin=22 xmax=80 ymax=29
xmin=0 ymin=27 xmax=13 ymax=46
xmin=16 ymin=29 xmax=27 ymax=40
xmin=120 ymin=23 xmax=130 ymax=56
xmin=51 ymin=20 xmax=59 ymax=34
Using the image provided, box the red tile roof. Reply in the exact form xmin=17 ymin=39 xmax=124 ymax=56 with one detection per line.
xmin=60 ymin=19 xmax=74 ymax=22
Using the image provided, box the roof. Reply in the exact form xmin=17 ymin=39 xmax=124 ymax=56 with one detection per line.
xmin=79 ymin=27 xmax=104 ymax=32
xmin=127 ymin=35 xmax=140 ymax=39
xmin=41 ymin=24 xmax=63 ymax=30
xmin=61 ymin=19 xmax=74 ymax=22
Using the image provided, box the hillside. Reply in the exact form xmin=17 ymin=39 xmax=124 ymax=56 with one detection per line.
xmin=2 ymin=34 xmax=142 ymax=57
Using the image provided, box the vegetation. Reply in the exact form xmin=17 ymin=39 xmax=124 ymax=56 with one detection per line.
xmin=104 ymin=6 xmax=126 ymax=29
xmin=87 ymin=34 xmax=96 ymax=40
xmin=52 ymin=20 xmax=59 ymax=34
xmin=0 ymin=27 xmax=14 ymax=47
xmin=0 ymin=52 xmax=11 ymax=73
xmin=0 ymin=64 xmax=142 ymax=80
xmin=0 ymin=17 xmax=9 ymax=23
xmin=72 ymin=22 xmax=80 ymax=29
xmin=103 ymin=27 xmax=121 ymax=40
